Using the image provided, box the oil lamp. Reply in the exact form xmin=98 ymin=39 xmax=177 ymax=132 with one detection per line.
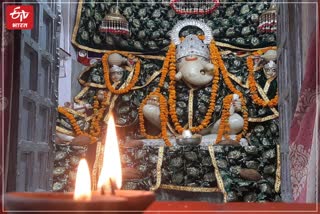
xmin=4 ymin=116 xmax=155 ymax=212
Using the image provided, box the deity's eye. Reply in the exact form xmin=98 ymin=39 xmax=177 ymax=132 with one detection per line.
xmin=200 ymin=57 xmax=208 ymax=62
xmin=200 ymin=69 xmax=205 ymax=75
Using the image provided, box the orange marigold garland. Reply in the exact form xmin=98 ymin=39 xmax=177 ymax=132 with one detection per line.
xmin=210 ymin=41 xmax=243 ymax=96
xmin=215 ymin=94 xmax=249 ymax=144
xmin=138 ymin=91 xmax=172 ymax=146
xmin=155 ymin=43 xmax=176 ymax=93
xmin=138 ymin=43 xmax=176 ymax=146
xmin=216 ymin=94 xmax=233 ymax=143
xmin=102 ymin=51 xmax=141 ymax=95
xmin=210 ymin=40 xmax=249 ymax=142
xmin=89 ymin=92 xmax=109 ymax=137
xmin=138 ymin=36 xmax=250 ymax=144
xmin=57 ymin=107 xmax=97 ymax=144
xmin=247 ymin=56 xmax=278 ymax=107
xmin=237 ymin=98 xmax=248 ymax=141
xmin=252 ymin=46 xmax=277 ymax=57
xmin=168 ymin=41 xmax=221 ymax=134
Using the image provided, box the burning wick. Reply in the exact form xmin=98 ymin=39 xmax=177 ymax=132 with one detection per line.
xmin=109 ymin=178 xmax=116 ymax=195
xmin=100 ymin=178 xmax=116 ymax=196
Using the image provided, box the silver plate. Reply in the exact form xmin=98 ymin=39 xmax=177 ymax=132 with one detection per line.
xmin=176 ymin=134 xmax=202 ymax=146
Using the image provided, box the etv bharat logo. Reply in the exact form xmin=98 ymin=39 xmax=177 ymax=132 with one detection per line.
xmin=6 ymin=5 xmax=34 ymax=30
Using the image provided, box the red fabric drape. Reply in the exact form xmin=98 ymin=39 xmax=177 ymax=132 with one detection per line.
xmin=289 ymin=18 xmax=319 ymax=201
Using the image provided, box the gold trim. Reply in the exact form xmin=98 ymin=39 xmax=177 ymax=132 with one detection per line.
xmin=237 ymin=53 xmax=250 ymax=58
xmin=256 ymin=83 xmax=279 ymax=116
xmin=188 ymin=89 xmax=194 ymax=128
xmin=220 ymin=50 xmax=232 ymax=55
xmin=183 ymin=123 xmax=189 ymax=129
xmin=63 ymin=107 xmax=87 ymax=118
xmin=215 ymin=42 xmax=277 ymax=52
xmin=227 ymin=65 xmax=263 ymax=89
xmin=83 ymin=82 xmax=106 ymax=89
xmin=275 ymin=144 xmax=281 ymax=193
xmin=71 ymin=0 xmax=83 ymax=51
xmin=85 ymin=115 xmax=92 ymax=122
xmin=263 ymin=76 xmax=276 ymax=93
xmin=92 ymin=140 xmax=103 ymax=190
xmin=74 ymin=86 xmax=90 ymax=105
xmin=91 ymin=83 xmax=106 ymax=88
xmin=56 ymin=126 xmax=74 ymax=136
xmin=167 ymin=122 xmax=179 ymax=137
xmin=78 ymin=64 xmax=160 ymax=91
xmin=228 ymin=73 xmax=249 ymax=88
xmin=103 ymin=96 xmax=118 ymax=123
xmin=256 ymin=84 xmax=271 ymax=101
xmin=102 ymin=71 xmax=134 ymax=123
xmin=104 ymin=95 xmax=117 ymax=123
xmin=150 ymin=146 xmax=165 ymax=191
xmin=248 ymin=114 xmax=279 ymax=122
xmin=160 ymin=184 xmax=221 ymax=192
xmin=78 ymin=65 xmax=94 ymax=86
xmin=138 ymin=55 xmax=165 ymax=60
xmin=132 ymin=70 xmax=161 ymax=90
xmin=73 ymin=43 xmax=147 ymax=55
xmin=208 ymin=145 xmax=227 ymax=202
xmin=105 ymin=90 xmax=113 ymax=106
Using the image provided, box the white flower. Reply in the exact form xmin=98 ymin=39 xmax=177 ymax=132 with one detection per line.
xmin=182 ymin=130 xmax=192 ymax=138
xmin=239 ymin=138 xmax=249 ymax=147
xmin=232 ymin=94 xmax=239 ymax=101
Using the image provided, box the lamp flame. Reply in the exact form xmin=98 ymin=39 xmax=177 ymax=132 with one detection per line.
xmin=97 ymin=115 xmax=122 ymax=192
xmin=74 ymin=159 xmax=92 ymax=200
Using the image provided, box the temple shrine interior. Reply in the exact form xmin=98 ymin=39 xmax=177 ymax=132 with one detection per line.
xmin=1 ymin=0 xmax=319 ymax=209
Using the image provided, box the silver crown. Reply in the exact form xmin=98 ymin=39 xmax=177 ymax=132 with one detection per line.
xmin=176 ymin=35 xmax=210 ymax=60
xmin=171 ymin=19 xmax=213 ymax=60
xmin=263 ymin=60 xmax=277 ymax=69
xmin=171 ymin=19 xmax=213 ymax=45
xmin=110 ymin=65 xmax=124 ymax=73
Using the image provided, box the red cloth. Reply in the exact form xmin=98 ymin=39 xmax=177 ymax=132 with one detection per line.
xmin=1 ymin=201 xmax=318 ymax=213
xmin=145 ymin=202 xmax=319 ymax=214
xmin=289 ymin=30 xmax=319 ymax=201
